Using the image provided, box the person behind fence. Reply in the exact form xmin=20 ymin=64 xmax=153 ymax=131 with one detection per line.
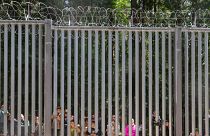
xmin=34 ymin=116 xmax=41 ymax=135
xmin=125 ymin=118 xmax=136 ymax=136
xmin=64 ymin=109 xmax=68 ymax=136
xmin=51 ymin=106 xmax=61 ymax=135
xmin=69 ymin=119 xmax=75 ymax=135
xmin=189 ymin=128 xmax=200 ymax=136
xmin=84 ymin=117 xmax=88 ymax=135
xmin=0 ymin=105 xmax=5 ymax=134
xmin=69 ymin=118 xmax=81 ymax=136
xmin=106 ymin=115 xmax=120 ymax=136
xmin=87 ymin=117 xmax=102 ymax=136
xmin=152 ymin=111 xmax=162 ymax=127
xmin=86 ymin=119 xmax=96 ymax=136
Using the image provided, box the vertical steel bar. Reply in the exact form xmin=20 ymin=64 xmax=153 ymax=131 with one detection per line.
xmin=148 ymin=31 xmax=153 ymax=136
xmin=53 ymin=29 xmax=58 ymax=136
xmin=38 ymin=24 xmax=43 ymax=136
xmin=174 ymin=27 xmax=182 ymax=136
xmin=108 ymin=30 xmax=112 ymax=136
xmin=60 ymin=30 xmax=65 ymax=136
xmin=0 ymin=25 xmax=0 ymax=107
xmin=95 ymin=30 xmax=99 ymax=133
xmin=74 ymin=30 xmax=79 ymax=135
xmin=162 ymin=31 xmax=166 ymax=136
xmin=184 ymin=31 xmax=189 ymax=136
xmin=142 ymin=31 xmax=146 ymax=136
xmin=88 ymin=30 xmax=92 ymax=133
xmin=135 ymin=31 xmax=139 ymax=136
xmin=18 ymin=24 xmax=22 ymax=136
xmin=191 ymin=31 xmax=195 ymax=135
xmin=115 ymin=30 xmax=119 ymax=136
xmin=101 ymin=30 xmax=106 ymax=136
xmin=128 ymin=31 xmax=132 ymax=136
xmin=32 ymin=24 xmax=36 ymax=134
xmin=10 ymin=24 xmax=15 ymax=136
xmin=155 ymin=31 xmax=159 ymax=136
xmin=198 ymin=32 xmax=202 ymax=135
xmin=121 ymin=31 xmax=126 ymax=136
xmin=44 ymin=19 xmax=52 ymax=136
xmin=67 ymin=30 xmax=72 ymax=136
xmin=168 ymin=31 xmax=172 ymax=136
xmin=0 ymin=26 xmax=1 ymax=108
xmin=80 ymin=30 xmax=85 ymax=136
xmin=3 ymin=24 xmax=8 ymax=136
xmin=204 ymin=32 xmax=209 ymax=136
xmin=25 ymin=24 xmax=29 ymax=136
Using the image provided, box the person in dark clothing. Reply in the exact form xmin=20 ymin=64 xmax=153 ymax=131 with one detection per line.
xmin=64 ymin=110 xmax=68 ymax=136
xmin=165 ymin=120 xmax=169 ymax=135
xmin=85 ymin=118 xmax=102 ymax=136
xmin=152 ymin=112 xmax=162 ymax=127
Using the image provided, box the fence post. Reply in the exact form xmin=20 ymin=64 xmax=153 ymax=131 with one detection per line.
xmin=44 ymin=19 xmax=52 ymax=136
xmin=174 ymin=27 xmax=182 ymax=136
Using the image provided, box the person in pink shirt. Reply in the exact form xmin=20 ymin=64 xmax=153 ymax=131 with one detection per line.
xmin=125 ymin=119 xmax=136 ymax=136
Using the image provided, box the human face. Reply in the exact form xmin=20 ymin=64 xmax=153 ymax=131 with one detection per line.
xmin=21 ymin=114 xmax=24 ymax=120
xmin=195 ymin=131 xmax=199 ymax=135
xmin=35 ymin=117 xmax=39 ymax=124
xmin=165 ymin=122 xmax=169 ymax=127
xmin=57 ymin=108 xmax=61 ymax=114
xmin=112 ymin=115 xmax=116 ymax=121
xmin=132 ymin=119 xmax=135 ymax=125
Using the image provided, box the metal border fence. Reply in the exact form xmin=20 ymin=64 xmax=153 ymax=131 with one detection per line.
xmin=0 ymin=2 xmax=209 ymax=136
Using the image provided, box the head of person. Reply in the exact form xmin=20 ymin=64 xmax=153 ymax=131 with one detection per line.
xmin=195 ymin=129 xmax=199 ymax=135
xmin=85 ymin=117 xmax=88 ymax=127
xmin=152 ymin=112 xmax=156 ymax=117
xmin=35 ymin=116 xmax=39 ymax=124
xmin=0 ymin=105 xmax=4 ymax=110
xmin=57 ymin=106 xmax=61 ymax=114
xmin=64 ymin=110 xmax=68 ymax=118
xmin=165 ymin=120 xmax=169 ymax=127
xmin=112 ymin=115 xmax=116 ymax=121
xmin=21 ymin=114 xmax=25 ymax=121
xmin=132 ymin=119 xmax=135 ymax=126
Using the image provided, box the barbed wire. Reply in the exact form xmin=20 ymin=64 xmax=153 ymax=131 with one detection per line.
xmin=0 ymin=1 xmax=209 ymax=27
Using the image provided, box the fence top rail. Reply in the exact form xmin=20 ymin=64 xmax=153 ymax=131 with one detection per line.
xmin=0 ymin=20 xmax=209 ymax=32
xmin=0 ymin=20 xmax=46 ymax=24
xmin=182 ymin=27 xmax=210 ymax=32
xmin=52 ymin=26 xmax=175 ymax=31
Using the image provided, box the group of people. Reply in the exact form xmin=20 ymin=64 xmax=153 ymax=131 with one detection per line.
xmin=2 ymin=104 xmax=204 ymax=136
xmin=51 ymin=107 xmax=171 ymax=136
xmin=51 ymin=106 xmax=102 ymax=136
xmin=51 ymin=106 xmax=138 ymax=136
xmin=0 ymin=105 xmax=41 ymax=135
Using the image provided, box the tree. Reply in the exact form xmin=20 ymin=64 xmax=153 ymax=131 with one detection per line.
xmin=114 ymin=0 xmax=130 ymax=8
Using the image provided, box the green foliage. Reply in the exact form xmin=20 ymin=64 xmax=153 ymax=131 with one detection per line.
xmin=113 ymin=0 xmax=130 ymax=8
